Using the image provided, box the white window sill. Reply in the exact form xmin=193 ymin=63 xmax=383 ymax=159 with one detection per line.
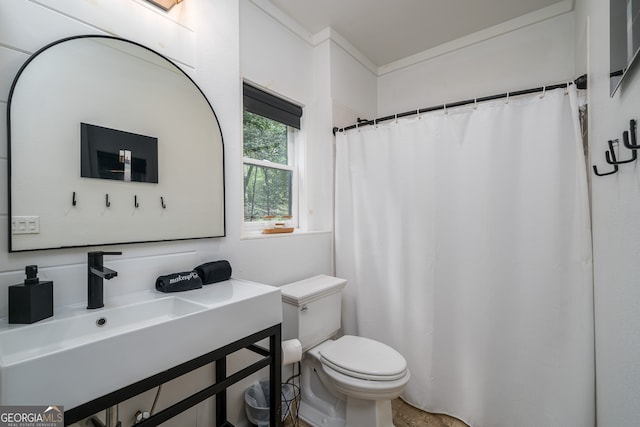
xmin=240 ymin=229 xmax=331 ymax=240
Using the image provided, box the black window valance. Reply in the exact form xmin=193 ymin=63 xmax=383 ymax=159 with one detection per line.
xmin=243 ymin=83 xmax=302 ymax=129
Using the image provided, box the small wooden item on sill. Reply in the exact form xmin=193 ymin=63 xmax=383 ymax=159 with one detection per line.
xmin=262 ymin=215 xmax=294 ymax=234
xmin=262 ymin=227 xmax=294 ymax=234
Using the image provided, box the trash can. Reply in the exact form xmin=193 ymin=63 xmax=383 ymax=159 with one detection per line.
xmin=244 ymin=379 xmax=298 ymax=426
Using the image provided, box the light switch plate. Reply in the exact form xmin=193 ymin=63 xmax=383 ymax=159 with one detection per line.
xmin=12 ymin=216 xmax=40 ymax=234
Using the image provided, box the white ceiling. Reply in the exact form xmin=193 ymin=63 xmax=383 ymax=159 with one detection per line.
xmin=268 ymin=0 xmax=570 ymax=67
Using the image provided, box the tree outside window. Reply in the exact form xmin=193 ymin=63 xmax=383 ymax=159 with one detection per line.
xmin=243 ymin=111 xmax=294 ymax=222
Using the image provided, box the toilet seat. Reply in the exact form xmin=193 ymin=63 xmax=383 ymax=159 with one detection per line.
xmin=320 ymin=356 xmax=411 ymax=401
xmin=319 ymin=335 xmax=408 ymax=381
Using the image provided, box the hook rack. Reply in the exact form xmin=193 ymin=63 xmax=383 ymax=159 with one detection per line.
xmin=593 ymin=118 xmax=640 ymax=177
xmin=70 ymin=193 xmax=168 ymax=209
xmin=605 ymin=139 xmax=637 ymax=164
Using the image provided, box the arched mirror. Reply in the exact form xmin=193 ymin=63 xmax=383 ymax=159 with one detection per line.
xmin=8 ymin=36 xmax=225 ymax=252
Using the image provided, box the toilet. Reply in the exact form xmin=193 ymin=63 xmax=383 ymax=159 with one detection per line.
xmin=281 ymin=275 xmax=410 ymax=427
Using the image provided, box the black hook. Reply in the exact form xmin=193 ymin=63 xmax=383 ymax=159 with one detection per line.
xmin=106 ymin=194 xmax=111 ymax=207
xmin=161 ymin=196 xmax=166 ymax=209
xmin=72 ymin=192 xmax=77 ymax=206
xmin=593 ymin=162 xmax=618 ymax=176
xmin=593 ymin=143 xmax=619 ymax=176
xmin=623 ymin=119 xmax=640 ymax=149
xmin=605 ymin=139 xmax=637 ymax=164
xmin=134 ymin=195 xmax=139 ymax=208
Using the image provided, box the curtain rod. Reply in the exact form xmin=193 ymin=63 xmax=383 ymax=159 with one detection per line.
xmin=332 ymin=74 xmax=588 ymax=135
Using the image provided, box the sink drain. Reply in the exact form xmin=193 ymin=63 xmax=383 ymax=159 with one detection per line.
xmin=96 ymin=317 xmax=107 ymax=327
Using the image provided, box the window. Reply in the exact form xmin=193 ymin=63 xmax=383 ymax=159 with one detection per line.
xmin=243 ymin=83 xmax=302 ymax=232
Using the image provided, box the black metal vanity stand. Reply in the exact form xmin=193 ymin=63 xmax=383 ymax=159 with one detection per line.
xmin=64 ymin=324 xmax=282 ymax=427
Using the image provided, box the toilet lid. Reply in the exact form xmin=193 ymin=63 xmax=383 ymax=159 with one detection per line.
xmin=319 ymin=335 xmax=408 ymax=381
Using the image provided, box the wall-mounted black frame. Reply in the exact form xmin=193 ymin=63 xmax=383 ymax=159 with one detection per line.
xmin=7 ymin=35 xmax=226 ymax=251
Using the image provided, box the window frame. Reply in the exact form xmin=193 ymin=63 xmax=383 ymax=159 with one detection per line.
xmin=242 ymin=84 xmax=302 ymax=235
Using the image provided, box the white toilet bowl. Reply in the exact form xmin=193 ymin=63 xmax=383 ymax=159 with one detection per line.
xmin=299 ymin=336 xmax=410 ymax=427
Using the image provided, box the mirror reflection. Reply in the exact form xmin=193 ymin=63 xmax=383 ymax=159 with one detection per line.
xmin=8 ymin=36 xmax=225 ymax=251
xmin=610 ymin=0 xmax=640 ymax=95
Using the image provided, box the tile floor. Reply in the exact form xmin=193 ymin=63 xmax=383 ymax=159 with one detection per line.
xmin=391 ymin=399 xmax=469 ymax=427
xmin=284 ymin=398 xmax=469 ymax=427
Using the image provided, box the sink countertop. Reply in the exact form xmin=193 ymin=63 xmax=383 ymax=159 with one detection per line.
xmin=0 ymin=277 xmax=280 ymax=332
xmin=0 ymin=278 xmax=282 ymax=408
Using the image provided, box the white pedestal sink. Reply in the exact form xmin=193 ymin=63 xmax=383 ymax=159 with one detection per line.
xmin=0 ymin=278 xmax=282 ymax=410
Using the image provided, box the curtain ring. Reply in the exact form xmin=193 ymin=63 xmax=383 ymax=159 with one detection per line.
xmin=443 ymin=104 xmax=448 ymax=115
xmin=564 ymin=83 xmax=570 ymax=95
xmin=374 ymin=118 xmax=378 ymax=128
xmin=417 ymin=108 xmax=421 ymax=119
xmin=473 ymin=98 xmax=478 ymax=110
xmin=505 ymin=92 xmax=510 ymax=104
xmin=395 ymin=114 xmax=398 ymax=124
xmin=540 ymin=86 xmax=546 ymax=99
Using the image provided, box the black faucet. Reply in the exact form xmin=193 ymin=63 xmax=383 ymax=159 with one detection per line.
xmin=87 ymin=251 xmax=122 ymax=309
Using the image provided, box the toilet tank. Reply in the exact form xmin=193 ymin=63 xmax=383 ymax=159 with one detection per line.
xmin=280 ymin=275 xmax=347 ymax=352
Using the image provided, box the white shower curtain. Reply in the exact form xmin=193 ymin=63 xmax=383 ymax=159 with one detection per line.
xmin=335 ymin=86 xmax=594 ymax=427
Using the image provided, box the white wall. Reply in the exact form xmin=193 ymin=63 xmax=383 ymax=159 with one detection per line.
xmin=240 ymin=0 xmax=379 ymax=364
xmin=377 ymin=12 xmax=576 ymax=116
xmin=241 ymin=0 xmax=337 ymax=233
xmin=330 ymin=38 xmax=378 ymax=128
xmin=240 ymin=0 xmax=313 ymax=107
xmin=575 ymin=0 xmax=640 ymax=425
xmin=0 ymin=0 xmax=333 ymax=425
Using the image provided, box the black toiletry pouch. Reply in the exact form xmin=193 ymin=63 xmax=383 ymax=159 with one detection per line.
xmin=194 ymin=260 xmax=232 ymax=285
xmin=155 ymin=271 xmax=203 ymax=293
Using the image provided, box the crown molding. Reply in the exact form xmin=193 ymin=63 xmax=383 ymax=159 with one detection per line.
xmin=249 ymin=0 xmax=575 ymax=77
xmin=248 ymin=0 xmax=314 ymax=44
xmin=378 ymin=0 xmax=575 ymax=75
xmin=312 ymin=27 xmax=378 ymax=75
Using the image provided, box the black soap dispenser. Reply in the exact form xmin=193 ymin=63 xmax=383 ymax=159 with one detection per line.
xmin=8 ymin=265 xmax=53 ymax=324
